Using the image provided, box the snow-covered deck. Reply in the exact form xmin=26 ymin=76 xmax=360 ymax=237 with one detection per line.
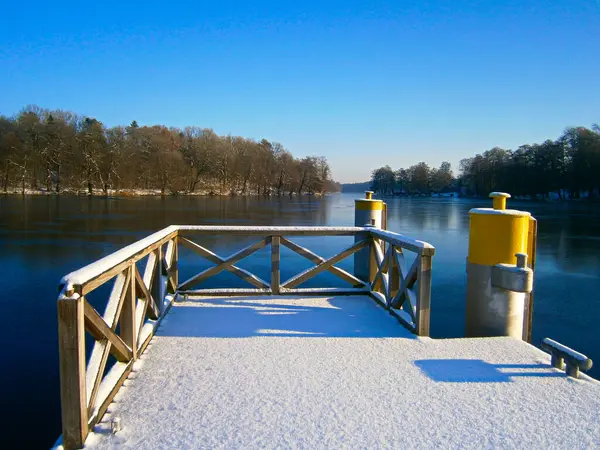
xmin=82 ymin=295 xmax=600 ymax=449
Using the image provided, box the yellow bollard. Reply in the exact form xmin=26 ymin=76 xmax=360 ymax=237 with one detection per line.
xmin=354 ymin=191 xmax=385 ymax=282
xmin=465 ymin=192 xmax=534 ymax=339
xmin=468 ymin=192 xmax=530 ymax=266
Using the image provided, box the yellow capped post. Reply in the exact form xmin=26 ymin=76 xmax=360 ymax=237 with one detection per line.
xmin=490 ymin=191 xmax=510 ymax=210
xmin=354 ymin=191 xmax=386 ymax=282
xmin=467 ymin=193 xmax=530 ymax=267
xmin=465 ymin=192 xmax=535 ymax=339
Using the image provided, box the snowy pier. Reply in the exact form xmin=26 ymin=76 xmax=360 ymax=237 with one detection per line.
xmin=55 ymin=225 xmax=600 ymax=449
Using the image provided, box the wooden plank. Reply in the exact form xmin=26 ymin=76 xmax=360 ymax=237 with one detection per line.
xmin=282 ymin=239 xmax=368 ymax=289
xmin=85 ymin=340 xmax=111 ymax=415
xmin=271 ymin=236 xmax=280 ymax=294
xmin=371 ymin=244 xmax=390 ymax=297
xmin=389 ymin=249 xmax=400 ymax=301
xmin=180 ymin=287 xmax=371 ymax=297
xmin=179 ymin=237 xmax=269 ymax=289
xmin=280 ymin=237 xmax=366 ymax=288
xmin=83 ymin=300 xmax=132 ymax=362
xmin=151 ymin=246 xmax=164 ymax=315
xmin=89 ymin=360 xmax=134 ymax=430
xmin=57 ymin=295 xmax=88 ymax=449
xmin=158 ymin=272 xmax=170 ymax=313
xmin=102 ymin=270 xmax=130 ymax=328
xmin=177 ymin=226 xmax=362 ymax=237
xmin=368 ymin=238 xmax=380 ymax=291
xmin=394 ymin=247 xmax=406 ymax=279
xmin=415 ymin=254 xmax=432 ymax=337
xmin=178 ymin=237 xmax=269 ymax=291
xmin=119 ymin=265 xmax=137 ymax=360
xmin=404 ymin=287 xmax=417 ymax=323
xmin=164 ymin=239 xmax=175 ymax=274
xmin=287 ymin=287 xmax=370 ymax=296
xmin=135 ymin=267 xmax=159 ymax=320
xmin=368 ymin=228 xmax=435 ymax=256
xmin=142 ymin=250 xmax=158 ymax=292
xmin=178 ymin=288 xmax=272 ymax=296
xmin=384 ymin=251 xmax=392 ymax=305
xmin=134 ymin=295 xmax=150 ymax=348
xmin=171 ymin=237 xmax=179 ymax=291
xmin=390 ymin=256 xmax=419 ymax=309
xmin=163 ymin=238 xmax=178 ymax=294
xmin=162 ymin=238 xmax=178 ymax=293
xmin=365 ymin=238 xmax=376 ymax=288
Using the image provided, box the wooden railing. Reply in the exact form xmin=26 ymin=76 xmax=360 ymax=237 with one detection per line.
xmin=368 ymin=228 xmax=434 ymax=336
xmin=57 ymin=225 xmax=434 ymax=448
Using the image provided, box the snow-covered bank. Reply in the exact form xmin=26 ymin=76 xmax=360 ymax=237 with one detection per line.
xmin=0 ymin=187 xmax=334 ymax=197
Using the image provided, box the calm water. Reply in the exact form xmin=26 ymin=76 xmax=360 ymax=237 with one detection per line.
xmin=1 ymin=193 xmax=599 ymax=448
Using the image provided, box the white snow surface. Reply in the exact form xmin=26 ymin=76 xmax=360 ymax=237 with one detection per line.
xmin=83 ymin=296 xmax=600 ymax=450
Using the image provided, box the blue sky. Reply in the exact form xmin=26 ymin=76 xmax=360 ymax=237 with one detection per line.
xmin=1 ymin=1 xmax=598 ymax=182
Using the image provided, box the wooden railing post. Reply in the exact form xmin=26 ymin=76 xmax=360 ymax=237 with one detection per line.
xmin=151 ymin=247 xmax=163 ymax=314
xmin=368 ymin=237 xmax=378 ymax=287
xmin=271 ymin=236 xmax=280 ymax=294
xmin=119 ymin=265 xmax=137 ymax=360
xmin=171 ymin=236 xmax=179 ymax=293
xmin=57 ymin=292 xmax=88 ymax=449
xmin=389 ymin=247 xmax=400 ymax=300
xmin=416 ymin=254 xmax=432 ymax=336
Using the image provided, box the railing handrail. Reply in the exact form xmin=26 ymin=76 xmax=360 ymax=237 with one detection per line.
xmin=176 ymin=225 xmax=364 ymax=234
xmin=60 ymin=225 xmax=434 ymax=292
xmin=60 ymin=225 xmax=179 ymax=293
xmin=368 ymin=228 xmax=435 ymax=256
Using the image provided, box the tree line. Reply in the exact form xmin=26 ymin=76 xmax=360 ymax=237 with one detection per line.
xmin=371 ymin=125 xmax=600 ymax=198
xmin=0 ymin=105 xmax=341 ymax=196
xmin=371 ymin=161 xmax=454 ymax=195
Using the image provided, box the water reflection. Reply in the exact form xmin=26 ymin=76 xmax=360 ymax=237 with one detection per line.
xmin=0 ymin=193 xmax=599 ymax=447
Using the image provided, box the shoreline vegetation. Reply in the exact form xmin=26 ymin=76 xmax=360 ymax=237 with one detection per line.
xmin=0 ymin=105 xmax=342 ymax=197
xmin=0 ymin=186 xmax=331 ymax=197
xmin=367 ymin=124 xmax=600 ymax=200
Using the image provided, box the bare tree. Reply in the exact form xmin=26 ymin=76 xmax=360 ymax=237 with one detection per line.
xmin=0 ymin=104 xmax=341 ymax=196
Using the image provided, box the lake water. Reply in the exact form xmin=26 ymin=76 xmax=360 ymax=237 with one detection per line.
xmin=1 ymin=193 xmax=599 ymax=448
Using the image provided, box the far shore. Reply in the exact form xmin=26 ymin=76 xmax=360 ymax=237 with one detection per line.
xmin=0 ymin=188 xmax=337 ymax=197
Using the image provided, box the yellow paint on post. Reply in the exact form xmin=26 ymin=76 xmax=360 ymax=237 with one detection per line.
xmin=468 ymin=192 xmax=531 ymax=266
xmin=490 ymin=192 xmax=511 ymax=211
xmin=355 ymin=199 xmax=384 ymax=211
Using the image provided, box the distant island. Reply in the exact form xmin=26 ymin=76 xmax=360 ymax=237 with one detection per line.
xmin=340 ymin=181 xmax=372 ymax=193
xmin=349 ymin=124 xmax=599 ymax=200
xmin=0 ymin=105 xmax=342 ymax=196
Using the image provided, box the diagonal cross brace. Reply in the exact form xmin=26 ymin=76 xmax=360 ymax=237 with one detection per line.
xmin=134 ymin=267 xmax=159 ymax=321
xmin=280 ymin=236 xmax=367 ymax=288
xmin=390 ymin=257 xmax=419 ymax=310
xmin=282 ymin=239 xmax=369 ymax=289
xmin=83 ymin=300 xmax=132 ymax=363
xmin=179 ymin=237 xmax=270 ymax=290
xmin=371 ymin=243 xmax=391 ymax=299
xmin=179 ymin=237 xmax=270 ymax=289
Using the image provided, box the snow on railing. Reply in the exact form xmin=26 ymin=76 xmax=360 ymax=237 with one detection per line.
xmin=56 ymin=225 xmax=434 ymax=449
